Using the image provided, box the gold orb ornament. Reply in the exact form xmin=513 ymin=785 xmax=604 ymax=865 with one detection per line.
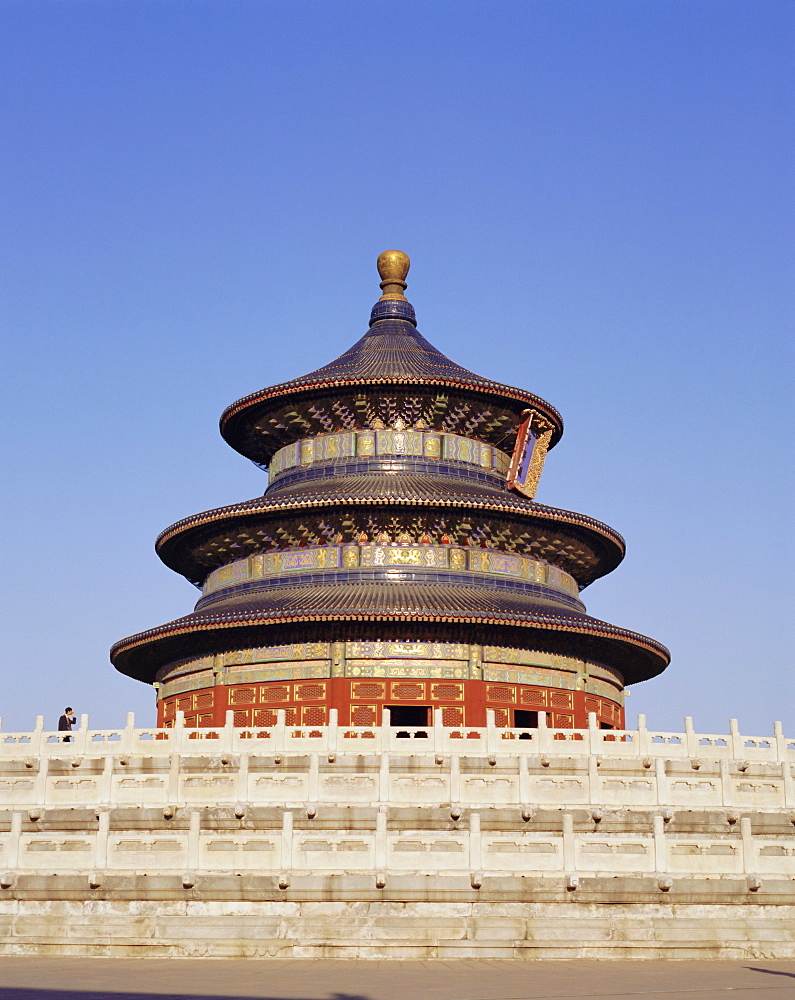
xmin=377 ymin=249 xmax=410 ymax=300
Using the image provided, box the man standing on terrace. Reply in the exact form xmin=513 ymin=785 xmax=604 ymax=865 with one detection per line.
xmin=58 ymin=707 xmax=76 ymax=742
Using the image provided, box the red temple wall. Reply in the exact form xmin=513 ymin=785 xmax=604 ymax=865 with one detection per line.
xmin=159 ymin=677 xmax=624 ymax=730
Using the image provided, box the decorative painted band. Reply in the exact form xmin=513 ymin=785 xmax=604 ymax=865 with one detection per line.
xmin=154 ymin=489 xmax=627 ymax=565
xmin=155 ymin=641 xmax=624 ymax=732
xmin=157 ymin=677 xmax=624 ymax=730
xmin=269 ymin=429 xmax=512 ymax=480
xmin=202 ymin=544 xmax=581 ymax=600
xmin=220 ymin=375 xmax=563 ymax=448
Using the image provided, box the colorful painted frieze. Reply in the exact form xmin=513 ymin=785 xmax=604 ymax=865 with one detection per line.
xmin=203 ymin=544 xmax=579 ymax=600
xmin=267 ymin=429 xmax=510 ymax=481
xmin=376 ymin=428 xmax=424 ymax=456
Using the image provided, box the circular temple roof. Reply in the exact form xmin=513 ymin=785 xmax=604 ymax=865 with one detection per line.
xmin=111 ymin=581 xmax=670 ymax=687
xmin=220 ymin=254 xmax=563 ymax=466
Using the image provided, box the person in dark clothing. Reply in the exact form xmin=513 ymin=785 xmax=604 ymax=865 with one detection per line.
xmin=58 ymin=707 xmax=76 ymax=742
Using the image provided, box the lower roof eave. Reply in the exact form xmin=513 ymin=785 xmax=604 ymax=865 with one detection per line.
xmin=111 ymin=608 xmax=670 ymax=689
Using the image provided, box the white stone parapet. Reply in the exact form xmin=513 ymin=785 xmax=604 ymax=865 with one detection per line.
xmin=0 ymin=711 xmax=792 ymax=885
xmin=1 ymin=709 xmax=793 ymax=763
xmin=0 ymin=711 xmax=793 ymax=958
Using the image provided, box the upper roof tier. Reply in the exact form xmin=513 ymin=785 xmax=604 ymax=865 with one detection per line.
xmin=220 ymin=251 xmax=564 ymax=467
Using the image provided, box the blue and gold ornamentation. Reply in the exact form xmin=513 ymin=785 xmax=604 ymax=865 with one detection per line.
xmin=268 ymin=428 xmax=510 ymax=481
xmin=202 ymin=543 xmax=580 ymax=599
xmin=156 ymin=641 xmax=621 ymax=704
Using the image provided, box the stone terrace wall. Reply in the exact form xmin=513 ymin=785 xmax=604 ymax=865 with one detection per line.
xmin=0 ymin=712 xmax=792 ymax=958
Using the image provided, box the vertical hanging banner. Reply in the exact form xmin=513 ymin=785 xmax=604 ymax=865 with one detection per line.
xmin=506 ymin=409 xmax=553 ymax=499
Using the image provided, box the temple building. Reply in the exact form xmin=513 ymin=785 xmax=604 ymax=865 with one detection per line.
xmin=4 ymin=252 xmax=783 ymax=963
xmin=111 ymin=251 xmax=669 ymax=730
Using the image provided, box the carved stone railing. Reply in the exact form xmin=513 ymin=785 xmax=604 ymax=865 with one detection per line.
xmin=0 ymin=711 xmax=792 ymax=887
xmin=0 ymin=711 xmax=793 ymax=763
xmin=0 ymin=808 xmax=791 ymax=886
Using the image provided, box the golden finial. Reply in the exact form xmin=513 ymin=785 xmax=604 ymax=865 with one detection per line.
xmin=377 ymin=249 xmax=410 ymax=301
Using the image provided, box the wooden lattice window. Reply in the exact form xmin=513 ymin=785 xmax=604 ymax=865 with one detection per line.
xmin=296 ymin=683 xmax=325 ymax=700
xmin=351 ymin=705 xmax=377 ymax=726
xmin=302 ymin=706 xmax=327 ymax=726
xmin=431 ymin=683 xmax=464 ymax=701
xmin=487 ymin=686 xmax=514 ymax=703
xmin=351 ymin=682 xmax=386 ymax=700
xmin=252 ymin=709 xmax=277 ymax=727
xmin=441 ymin=706 xmax=464 ymax=727
xmin=231 ymin=688 xmax=256 ymax=704
xmin=390 ymin=682 xmax=425 ymax=701
xmin=261 ymin=686 xmax=290 ymax=703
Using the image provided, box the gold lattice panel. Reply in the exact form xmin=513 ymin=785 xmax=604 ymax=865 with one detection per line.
xmin=350 ymin=704 xmax=378 ymax=726
xmin=390 ymin=681 xmax=427 ymax=701
xmin=486 ymin=685 xmax=516 ymax=703
xmin=351 ymin=681 xmax=387 ymax=700
xmin=430 ymin=682 xmax=464 ymax=701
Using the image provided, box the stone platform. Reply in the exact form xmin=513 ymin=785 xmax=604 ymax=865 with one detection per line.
xmin=0 ymin=712 xmax=792 ymax=958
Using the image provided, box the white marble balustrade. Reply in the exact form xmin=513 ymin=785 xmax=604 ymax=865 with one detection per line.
xmin=0 ymin=711 xmax=792 ymax=763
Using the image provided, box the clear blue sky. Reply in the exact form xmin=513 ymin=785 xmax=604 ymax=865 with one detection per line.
xmin=1 ymin=0 xmax=791 ymax=735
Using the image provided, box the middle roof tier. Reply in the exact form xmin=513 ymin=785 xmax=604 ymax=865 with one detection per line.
xmin=156 ymin=468 xmax=626 ymax=589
